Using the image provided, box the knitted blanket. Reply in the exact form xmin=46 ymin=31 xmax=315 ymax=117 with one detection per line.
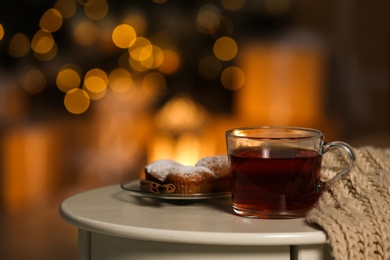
xmin=306 ymin=146 xmax=390 ymax=260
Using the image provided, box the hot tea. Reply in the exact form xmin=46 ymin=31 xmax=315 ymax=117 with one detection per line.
xmin=229 ymin=146 xmax=322 ymax=218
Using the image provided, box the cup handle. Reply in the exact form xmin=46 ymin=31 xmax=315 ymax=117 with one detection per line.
xmin=319 ymin=141 xmax=356 ymax=191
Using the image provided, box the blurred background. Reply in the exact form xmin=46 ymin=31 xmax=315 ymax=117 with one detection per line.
xmin=0 ymin=0 xmax=389 ymax=259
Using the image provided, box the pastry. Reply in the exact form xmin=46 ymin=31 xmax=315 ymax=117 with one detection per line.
xmin=195 ymin=155 xmax=231 ymax=192
xmin=165 ymin=166 xmax=217 ymax=194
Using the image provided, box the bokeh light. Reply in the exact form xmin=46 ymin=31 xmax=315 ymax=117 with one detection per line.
xmin=39 ymin=8 xmax=63 ymax=33
xmin=108 ymin=68 xmax=137 ymax=101
xmin=0 ymin=24 xmax=4 ymax=41
xmin=33 ymin=41 xmax=58 ymax=61
xmin=220 ymin=66 xmax=245 ymax=90
xmin=20 ymin=66 xmax=47 ymax=94
xmin=56 ymin=65 xmax=82 ymax=93
xmin=83 ymin=68 xmax=108 ymax=96
xmin=54 ymin=0 xmax=77 ymax=19
xmin=213 ymin=36 xmax=238 ymax=61
xmin=158 ymin=49 xmax=180 ymax=74
xmin=154 ymin=97 xmax=207 ymax=133
xmin=112 ymin=24 xmax=137 ymax=49
xmin=196 ymin=4 xmax=221 ymax=35
xmin=64 ymin=88 xmax=90 ymax=114
xmin=8 ymin=33 xmax=30 ymax=57
xmin=31 ymin=29 xmax=55 ymax=54
xmin=84 ymin=0 xmax=109 ymax=21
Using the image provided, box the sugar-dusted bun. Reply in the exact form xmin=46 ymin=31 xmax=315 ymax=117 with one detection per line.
xmin=144 ymin=159 xmax=182 ymax=184
xmin=196 ymin=155 xmax=231 ymax=192
xmin=165 ymin=166 xmax=217 ymax=194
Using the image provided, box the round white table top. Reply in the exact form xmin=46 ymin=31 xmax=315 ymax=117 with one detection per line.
xmin=60 ymin=182 xmax=327 ymax=246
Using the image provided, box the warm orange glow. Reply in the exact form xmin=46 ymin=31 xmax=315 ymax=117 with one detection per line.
xmin=150 ymin=97 xmax=216 ymax=165
xmin=34 ymin=42 xmax=58 ymax=61
xmin=8 ymin=33 xmax=30 ymax=57
xmin=39 ymin=8 xmax=63 ymax=32
xmin=221 ymin=66 xmax=245 ymax=90
xmin=83 ymin=85 xmax=106 ymax=100
xmin=31 ymin=29 xmax=55 ymax=54
xmin=236 ymin=42 xmax=325 ymax=126
xmin=213 ymin=36 xmax=238 ymax=61
xmin=129 ymin=37 xmax=152 ymax=60
xmin=158 ymin=49 xmax=180 ymax=74
xmin=64 ymin=88 xmax=90 ymax=114
xmin=112 ymin=24 xmax=137 ymax=49
xmin=154 ymin=96 xmax=207 ymax=133
xmin=108 ymin=68 xmax=136 ymax=101
xmin=56 ymin=65 xmax=81 ymax=92
xmin=3 ymin=126 xmax=54 ymax=212
xmin=0 ymin=24 xmax=4 ymax=40
xmin=83 ymin=68 xmax=108 ymax=94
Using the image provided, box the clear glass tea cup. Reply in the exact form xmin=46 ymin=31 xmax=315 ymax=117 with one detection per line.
xmin=226 ymin=126 xmax=355 ymax=219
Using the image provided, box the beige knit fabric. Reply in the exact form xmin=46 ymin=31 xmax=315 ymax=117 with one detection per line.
xmin=306 ymin=146 xmax=390 ymax=260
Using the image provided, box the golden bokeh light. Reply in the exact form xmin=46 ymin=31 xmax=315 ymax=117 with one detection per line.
xmin=129 ymin=37 xmax=152 ymax=60
xmin=108 ymin=68 xmax=133 ymax=92
xmin=54 ymin=0 xmax=77 ymax=19
xmin=213 ymin=36 xmax=238 ymax=61
xmin=0 ymin=24 xmax=4 ymax=40
xmin=74 ymin=20 xmax=99 ymax=46
xmin=154 ymin=97 xmax=207 ymax=133
xmin=141 ymin=72 xmax=167 ymax=98
xmin=128 ymin=38 xmax=157 ymax=72
xmin=129 ymin=58 xmax=148 ymax=72
xmin=34 ymin=42 xmax=58 ymax=61
xmin=158 ymin=49 xmax=180 ymax=74
xmin=196 ymin=4 xmax=221 ymax=35
xmin=220 ymin=66 xmax=245 ymax=90
xmin=64 ymin=88 xmax=90 ymax=114
xmin=83 ymin=85 xmax=106 ymax=100
xmin=31 ymin=30 xmax=55 ymax=54
xmin=84 ymin=0 xmax=109 ymax=20
xmin=112 ymin=24 xmax=137 ymax=49
xmin=134 ymin=44 xmax=164 ymax=70
xmin=221 ymin=0 xmax=246 ymax=11
xmin=20 ymin=66 xmax=47 ymax=94
xmin=39 ymin=8 xmax=63 ymax=33
xmin=149 ymin=45 xmax=164 ymax=68
xmin=198 ymin=55 xmax=222 ymax=80
xmin=108 ymin=68 xmax=137 ymax=101
xmin=83 ymin=68 xmax=108 ymax=94
xmin=8 ymin=33 xmax=30 ymax=57
xmin=56 ymin=65 xmax=82 ymax=93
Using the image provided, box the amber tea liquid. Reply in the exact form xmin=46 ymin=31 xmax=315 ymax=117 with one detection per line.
xmin=229 ymin=146 xmax=322 ymax=218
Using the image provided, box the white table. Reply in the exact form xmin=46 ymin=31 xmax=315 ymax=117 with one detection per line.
xmin=60 ymin=183 xmax=329 ymax=260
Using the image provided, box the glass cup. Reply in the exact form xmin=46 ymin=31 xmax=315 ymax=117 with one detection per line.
xmin=225 ymin=126 xmax=355 ymax=219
